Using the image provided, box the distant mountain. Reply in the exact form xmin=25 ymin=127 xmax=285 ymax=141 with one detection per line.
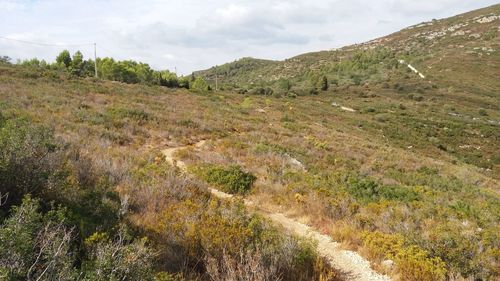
xmin=196 ymin=4 xmax=499 ymax=100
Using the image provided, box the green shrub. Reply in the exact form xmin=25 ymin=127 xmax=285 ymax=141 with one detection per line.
xmin=0 ymin=196 xmax=155 ymax=281
xmin=347 ymin=178 xmax=420 ymax=203
xmin=277 ymin=78 xmax=293 ymax=94
xmin=363 ymin=107 xmax=377 ymax=113
xmin=0 ymin=115 xmax=121 ymax=235
xmin=82 ymin=228 xmax=156 ymax=281
xmin=0 ymin=118 xmax=60 ymax=209
xmin=190 ymin=76 xmax=210 ymax=93
xmin=478 ymin=109 xmax=488 ymax=116
xmin=0 ymin=196 xmax=76 ymax=280
xmin=201 ymin=165 xmax=256 ymax=194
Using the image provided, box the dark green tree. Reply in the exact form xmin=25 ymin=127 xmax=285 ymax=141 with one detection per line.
xmin=82 ymin=59 xmax=96 ymax=77
xmin=178 ymin=76 xmax=190 ymax=89
xmin=156 ymin=70 xmax=179 ymax=87
xmin=56 ymin=50 xmax=72 ymax=68
xmin=0 ymin=56 xmax=11 ymax=64
xmin=71 ymin=51 xmax=84 ymax=76
xmin=320 ymin=76 xmax=328 ymax=91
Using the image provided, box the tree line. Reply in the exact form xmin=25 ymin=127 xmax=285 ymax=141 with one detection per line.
xmin=16 ymin=50 xmax=212 ymax=92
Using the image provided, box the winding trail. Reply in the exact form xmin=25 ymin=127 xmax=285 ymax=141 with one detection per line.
xmin=161 ymin=140 xmax=391 ymax=281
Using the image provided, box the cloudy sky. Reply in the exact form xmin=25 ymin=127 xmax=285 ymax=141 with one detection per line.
xmin=0 ymin=0 xmax=497 ymax=74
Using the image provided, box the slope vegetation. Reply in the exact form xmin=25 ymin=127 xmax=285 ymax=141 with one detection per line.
xmin=197 ymin=4 xmax=499 ymax=97
xmin=0 ymin=4 xmax=498 ymax=281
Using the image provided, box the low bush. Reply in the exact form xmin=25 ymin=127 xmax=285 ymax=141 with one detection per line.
xmin=362 ymin=231 xmax=447 ymax=281
xmin=82 ymin=229 xmax=156 ymax=281
xmin=347 ymin=178 xmax=420 ymax=203
xmin=362 ymin=230 xmax=404 ymax=260
xmin=156 ymin=199 xmax=337 ymax=281
xmin=0 ymin=196 xmax=75 ymax=280
xmin=395 ymin=246 xmax=447 ymax=281
xmin=0 ymin=117 xmax=61 ymax=211
xmin=0 ymin=114 xmax=121 ymax=236
xmin=0 ymin=196 xmax=155 ymax=281
xmin=199 ymin=165 xmax=256 ymax=194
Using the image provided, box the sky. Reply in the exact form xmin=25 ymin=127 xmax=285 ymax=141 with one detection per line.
xmin=0 ymin=0 xmax=498 ymax=74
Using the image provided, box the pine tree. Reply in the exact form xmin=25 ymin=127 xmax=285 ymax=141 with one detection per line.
xmin=56 ymin=50 xmax=72 ymax=68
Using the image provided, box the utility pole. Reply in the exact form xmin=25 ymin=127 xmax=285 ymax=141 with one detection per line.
xmin=94 ymin=43 xmax=98 ymax=78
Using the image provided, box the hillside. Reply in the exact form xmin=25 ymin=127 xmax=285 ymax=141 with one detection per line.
xmin=196 ymin=4 xmax=499 ymax=99
xmin=196 ymin=4 xmax=500 ymax=177
xmin=0 ymin=4 xmax=499 ymax=281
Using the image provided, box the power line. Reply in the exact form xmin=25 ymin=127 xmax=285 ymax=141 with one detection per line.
xmin=1 ymin=35 xmax=100 ymax=78
xmin=0 ymin=36 xmax=94 ymax=47
xmin=96 ymin=44 xmax=115 ymax=56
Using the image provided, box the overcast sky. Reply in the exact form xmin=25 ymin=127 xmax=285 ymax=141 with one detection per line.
xmin=0 ymin=0 xmax=497 ymax=74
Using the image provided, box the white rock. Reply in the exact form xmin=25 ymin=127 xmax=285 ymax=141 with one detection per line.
xmin=452 ymin=30 xmax=465 ymax=36
xmin=341 ymin=106 xmax=356 ymax=112
xmin=382 ymin=260 xmax=394 ymax=269
xmin=476 ymin=15 xmax=499 ymax=24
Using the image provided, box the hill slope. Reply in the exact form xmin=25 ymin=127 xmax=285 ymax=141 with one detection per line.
xmin=197 ymin=4 xmax=499 ymax=98
xmin=0 ymin=4 xmax=499 ymax=281
xmin=197 ymin=4 xmax=500 ymax=176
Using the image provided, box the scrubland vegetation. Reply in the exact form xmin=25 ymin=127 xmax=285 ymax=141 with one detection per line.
xmin=0 ymin=61 xmax=337 ymax=280
xmin=1 ymin=4 xmax=499 ymax=281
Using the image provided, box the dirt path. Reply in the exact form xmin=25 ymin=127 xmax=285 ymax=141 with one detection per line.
xmin=161 ymin=140 xmax=392 ymax=281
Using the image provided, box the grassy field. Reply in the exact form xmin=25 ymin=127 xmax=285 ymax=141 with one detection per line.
xmin=0 ymin=4 xmax=499 ymax=281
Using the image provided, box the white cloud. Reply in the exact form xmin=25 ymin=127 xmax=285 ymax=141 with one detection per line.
xmin=0 ymin=0 xmax=498 ymax=74
xmin=0 ymin=0 xmax=26 ymax=11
